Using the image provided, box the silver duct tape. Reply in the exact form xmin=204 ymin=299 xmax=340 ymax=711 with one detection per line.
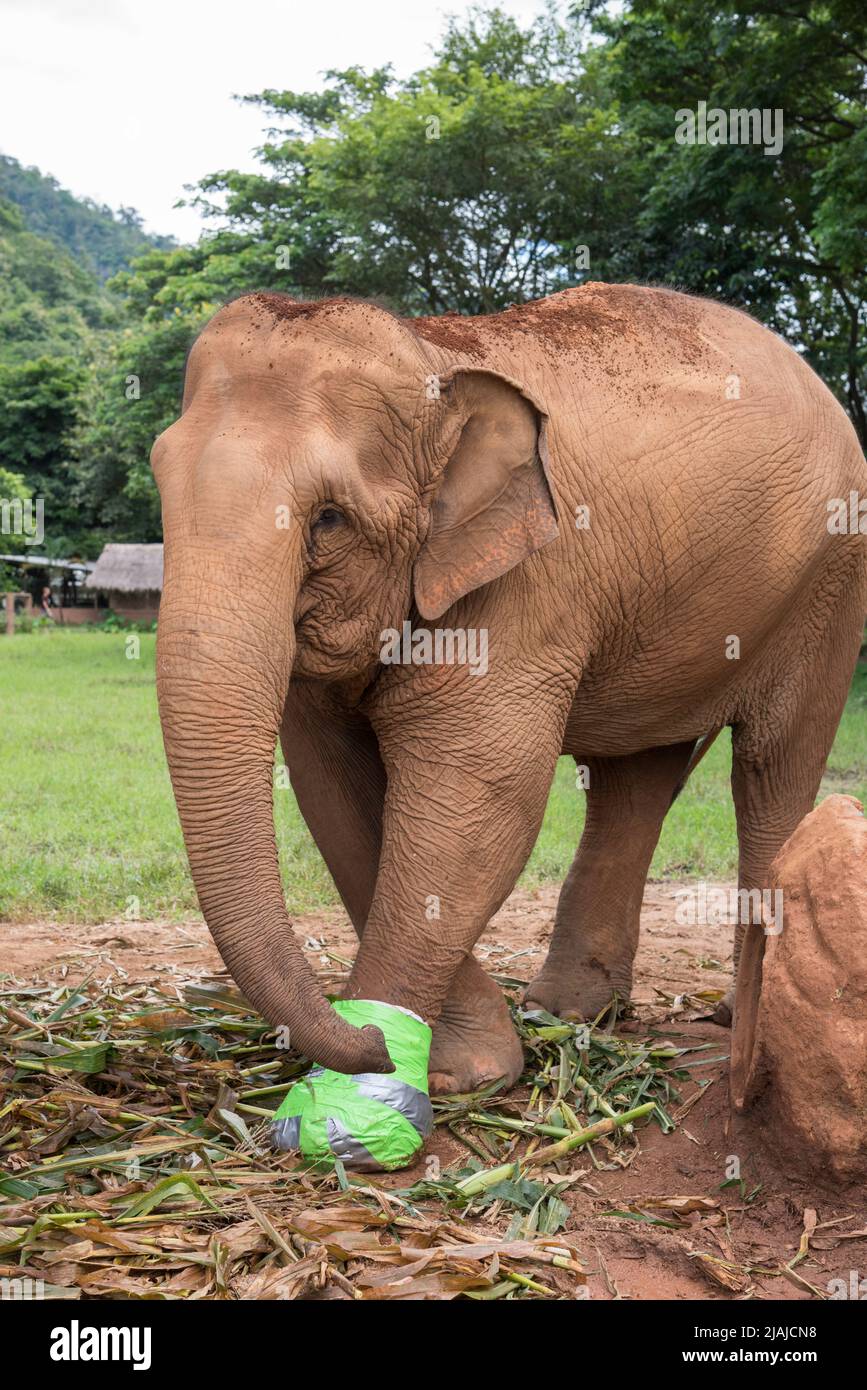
xmin=269 ymin=1070 xmax=432 ymax=1163
xmin=270 ymin=1114 xmax=302 ymax=1151
xmin=326 ymin=1118 xmax=381 ymax=1171
xmin=351 ymin=1073 xmax=433 ymax=1137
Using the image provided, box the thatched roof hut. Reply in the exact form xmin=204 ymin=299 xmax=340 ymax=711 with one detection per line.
xmin=86 ymin=544 xmax=163 ymax=594
xmin=86 ymin=544 xmax=163 ymax=621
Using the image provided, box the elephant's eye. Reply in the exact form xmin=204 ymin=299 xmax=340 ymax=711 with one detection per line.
xmin=312 ymin=504 xmax=346 ymax=533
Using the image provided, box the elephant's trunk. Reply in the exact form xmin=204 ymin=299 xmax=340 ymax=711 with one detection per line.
xmin=155 ymin=549 xmax=392 ymax=1075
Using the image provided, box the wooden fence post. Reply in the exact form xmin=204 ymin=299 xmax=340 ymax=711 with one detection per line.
xmin=5 ymin=592 xmax=14 ymax=636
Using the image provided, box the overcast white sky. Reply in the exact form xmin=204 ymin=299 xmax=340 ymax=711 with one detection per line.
xmin=0 ymin=0 xmax=547 ymax=244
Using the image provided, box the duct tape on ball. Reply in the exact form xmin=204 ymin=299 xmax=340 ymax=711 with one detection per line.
xmin=270 ymin=999 xmax=433 ymax=1171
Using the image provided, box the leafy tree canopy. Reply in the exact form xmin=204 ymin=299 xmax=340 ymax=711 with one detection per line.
xmin=580 ymin=0 xmax=867 ymax=440
xmin=118 ymin=3 xmax=866 ymax=443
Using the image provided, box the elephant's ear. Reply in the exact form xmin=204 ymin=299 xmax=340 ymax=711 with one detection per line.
xmin=413 ymin=370 xmax=559 ymax=621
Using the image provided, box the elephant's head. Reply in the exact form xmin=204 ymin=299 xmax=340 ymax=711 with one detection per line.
xmin=152 ymin=293 xmax=558 ymax=1071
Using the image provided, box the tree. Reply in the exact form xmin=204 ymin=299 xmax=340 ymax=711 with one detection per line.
xmin=0 ymin=356 xmax=85 ymax=547
xmin=71 ymin=311 xmax=202 ymax=545
xmin=0 ymin=466 xmax=31 ymax=592
xmin=579 ymin=0 xmax=867 ymax=442
xmin=117 ymin=8 xmax=639 ymax=316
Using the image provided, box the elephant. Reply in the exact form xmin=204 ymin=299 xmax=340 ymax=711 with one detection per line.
xmin=152 ymin=282 xmax=867 ymax=1162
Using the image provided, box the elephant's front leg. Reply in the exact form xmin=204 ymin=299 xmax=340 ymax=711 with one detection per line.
xmin=282 ymin=683 xmax=523 ymax=1092
xmin=345 ymin=690 xmax=568 ymax=1086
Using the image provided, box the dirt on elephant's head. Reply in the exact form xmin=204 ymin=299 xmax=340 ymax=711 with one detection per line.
xmin=246 ymin=293 xmax=351 ymax=326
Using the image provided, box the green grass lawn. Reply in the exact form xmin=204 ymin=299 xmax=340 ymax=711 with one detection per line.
xmin=2 ymin=628 xmax=865 ymax=923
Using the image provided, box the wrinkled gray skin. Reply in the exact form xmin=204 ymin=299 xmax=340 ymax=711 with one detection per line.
xmin=152 ymin=284 xmax=867 ymax=1098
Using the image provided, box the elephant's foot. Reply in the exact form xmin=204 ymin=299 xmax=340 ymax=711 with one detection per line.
xmin=711 ymin=986 xmax=735 ymax=1027
xmin=428 ymin=957 xmax=524 ymax=1095
xmin=522 ymin=956 xmax=632 ymax=1022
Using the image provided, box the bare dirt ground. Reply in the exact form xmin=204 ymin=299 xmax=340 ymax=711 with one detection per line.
xmin=5 ymin=883 xmax=864 ymax=1301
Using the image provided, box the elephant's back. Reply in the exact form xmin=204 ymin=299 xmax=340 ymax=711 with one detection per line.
xmin=412 ymin=282 xmax=866 ymax=559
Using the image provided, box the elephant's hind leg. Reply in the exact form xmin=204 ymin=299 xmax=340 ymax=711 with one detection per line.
xmin=524 ymin=741 xmax=698 ymax=1020
xmin=724 ymin=574 xmax=864 ymax=1084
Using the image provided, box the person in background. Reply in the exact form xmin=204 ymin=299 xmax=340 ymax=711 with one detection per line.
xmin=38 ymin=585 xmax=56 ymax=621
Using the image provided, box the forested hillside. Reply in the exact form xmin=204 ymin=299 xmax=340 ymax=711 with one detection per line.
xmin=0 ymin=159 xmax=172 ymax=554
xmin=0 ymin=155 xmax=174 ymax=283
xmin=0 ymin=196 xmax=116 ymax=364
